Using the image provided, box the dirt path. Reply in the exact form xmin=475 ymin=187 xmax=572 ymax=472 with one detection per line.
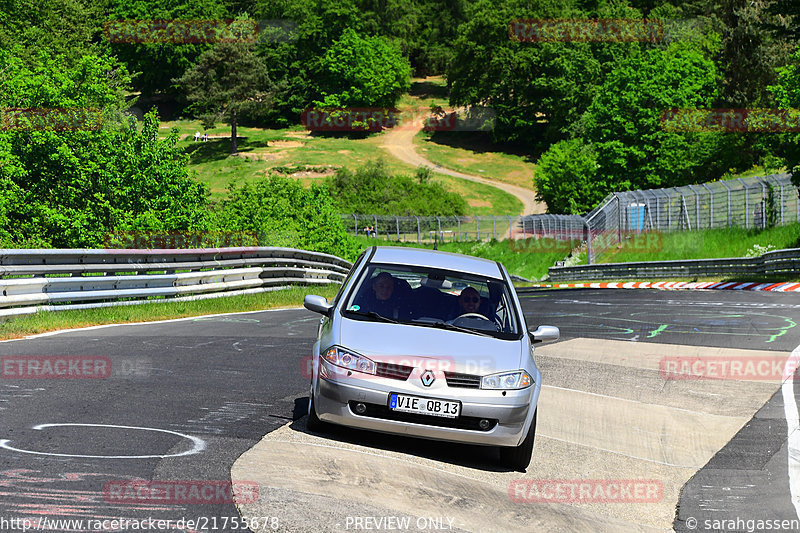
xmin=379 ymin=120 xmax=546 ymax=215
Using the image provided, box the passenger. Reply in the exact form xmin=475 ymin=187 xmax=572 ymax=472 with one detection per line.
xmin=364 ymin=272 xmax=411 ymax=320
xmin=457 ymin=287 xmax=482 ymax=315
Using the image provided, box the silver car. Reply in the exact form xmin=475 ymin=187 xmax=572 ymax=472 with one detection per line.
xmin=302 ymin=246 xmax=559 ymax=471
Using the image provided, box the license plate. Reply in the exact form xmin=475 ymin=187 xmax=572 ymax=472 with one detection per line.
xmin=389 ymin=393 xmax=460 ymax=418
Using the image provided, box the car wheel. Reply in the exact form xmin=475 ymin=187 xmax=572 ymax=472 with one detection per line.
xmin=305 ymin=392 xmax=327 ymax=432
xmin=499 ymin=409 xmax=536 ymax=472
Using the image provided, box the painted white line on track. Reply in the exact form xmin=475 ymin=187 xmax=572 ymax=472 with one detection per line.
xmin=782 ymin=344 xmax=800 ymax=520
xmin=0 ymin=306 xmax=304 ymax=344
xmin=537 ymin=433 xmax=701 ymax=469
xmin=543 ymin=385 xmax=720 ymax=416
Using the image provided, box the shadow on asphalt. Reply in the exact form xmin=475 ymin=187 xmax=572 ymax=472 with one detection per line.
xmin=290 ymin=395 xmax=517 ymax=473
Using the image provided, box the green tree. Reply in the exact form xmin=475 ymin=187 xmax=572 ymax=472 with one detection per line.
xmin=313 ymin=27 xmax=411 ymax=109
xmin=583 ymin=43 xmax=726 ymax=185
xmin=106 ymin=0 xmax=230 ymax=97
xmin=533 ymin=139 xmax=600 ymax=214
xmin=535 ymin=42 xmax=735 ymax=213
xmin=357 ymin=0 xmax=468 ymax=76
xmin=0 ymin=0 xmax=103 ymax=62
xmin=447 ymin=0 xmax=641 ymax=147
xmin=175 ymin=18 xmax=273 ymax=154
xmin=0 ymin=47 xmax=209 ymax=247
xmin=252 ymin=0 xmax=366 ymax=124
xmin=768 ymin=46 xmax=800 ymax=184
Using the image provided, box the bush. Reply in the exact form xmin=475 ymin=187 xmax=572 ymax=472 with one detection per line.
xmin=326 ymin=159 xmax=467 ymax=216
xmin=211 ymin=176 xmax=359 ymax=260
xmin=534 ymin=139 xmax=601 ymax=214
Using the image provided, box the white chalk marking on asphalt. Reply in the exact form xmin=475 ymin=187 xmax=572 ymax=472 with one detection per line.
xmin=782 ymin=344 xmax=800 ymax=520
xmin=0 ymin=423 xmax=206 ymax=459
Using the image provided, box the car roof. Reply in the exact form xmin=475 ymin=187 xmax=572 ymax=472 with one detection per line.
xmin=369 ymin=246 xmax=504 ymax=279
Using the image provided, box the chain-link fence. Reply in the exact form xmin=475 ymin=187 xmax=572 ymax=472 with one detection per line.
xmin=342 ymin=173 xmax=799 ymax=263
xmin=581 ymin=173 xmax=797 ymax=262
xmin=340 ymin=215 xmax=523 ymax=243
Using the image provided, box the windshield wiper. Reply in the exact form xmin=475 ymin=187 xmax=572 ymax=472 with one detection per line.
xmin=346 ymin=309 xmax=399 ymax=323
xmin=409 ymin=318 xmax=491 ymax=337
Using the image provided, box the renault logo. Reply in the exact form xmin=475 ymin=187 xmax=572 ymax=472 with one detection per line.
xmin=421 ymin=370 xmax=435 ymax=387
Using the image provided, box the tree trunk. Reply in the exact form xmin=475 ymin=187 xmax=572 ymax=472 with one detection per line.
xmin=230 ymin=108 xmax=238 ymax=155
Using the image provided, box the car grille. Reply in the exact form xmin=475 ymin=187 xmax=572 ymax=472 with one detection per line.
xmin=444 ymin=371 xmax=481 ymax=389
xmin=348 ymin=401 xmax=497 ymax=431
xmin=375 ymin=362 xmax=414 ymax=381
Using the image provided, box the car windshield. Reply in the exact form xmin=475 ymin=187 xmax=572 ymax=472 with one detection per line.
xmin=341 ymin=263 xmax=521 ymax=339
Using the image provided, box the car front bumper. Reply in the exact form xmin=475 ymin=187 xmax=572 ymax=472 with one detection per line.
xmin=314 ymin=365 xmax=537 ymax=447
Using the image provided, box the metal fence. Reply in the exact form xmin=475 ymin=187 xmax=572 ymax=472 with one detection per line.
xmin=549 ymin=247 xmax=800 ymax=281
xmin=341 ymin=214 xmax=523 ymax=243
xmin=0 ymin=247 xmax=351 ymax=318
xmin=578 ymin=173 xmax=798 ymax=262
xmin=343 ymin=173 xmax=799 ymax=264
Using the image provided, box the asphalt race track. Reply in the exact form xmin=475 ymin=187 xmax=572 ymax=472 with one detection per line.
xmin=0 ymin=289 xmax=798 ymax=532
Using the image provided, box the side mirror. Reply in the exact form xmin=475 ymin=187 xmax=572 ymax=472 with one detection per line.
xmin=529 ymin=325 xmax=559 ymax=344
xmin=304 ymin=295 xmax=333 ymax=316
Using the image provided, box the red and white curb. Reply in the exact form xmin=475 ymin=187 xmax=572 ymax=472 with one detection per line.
xmin=525 ymin=281 xmax=800 ymax=292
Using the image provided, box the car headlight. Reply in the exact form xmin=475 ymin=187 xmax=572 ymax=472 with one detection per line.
xmin=323 ymin=346 xmax=376 ymax=375
xmin=480 ymin=370 xmax=532 ymax=390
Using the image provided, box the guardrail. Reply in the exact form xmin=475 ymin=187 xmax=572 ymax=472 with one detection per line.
xmin=0 ymin=248 xmax=352 ymax=318
xmin=548 ymin=247 xmax=800 ymax=281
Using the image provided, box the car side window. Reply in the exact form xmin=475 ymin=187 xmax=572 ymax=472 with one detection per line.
xmin=332 ymin=250 xmax=368 ymax=307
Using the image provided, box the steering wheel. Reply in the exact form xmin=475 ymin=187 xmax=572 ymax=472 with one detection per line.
xmin=453 ymin=312 xmax=491 ymax=321
xmin=452 ymin=312 xmax=501 ymax=332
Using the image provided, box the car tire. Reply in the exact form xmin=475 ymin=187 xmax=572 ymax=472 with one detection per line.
xmin=499 ymin=409 xmax=536 ymax=472
xmin=305 ymin=393 xmax=327 ymax=432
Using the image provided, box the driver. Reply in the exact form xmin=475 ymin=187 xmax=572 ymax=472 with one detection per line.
xmin=457 ymin=287 xmax=482 ymax=315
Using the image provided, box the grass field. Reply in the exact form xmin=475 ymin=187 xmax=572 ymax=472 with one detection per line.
xmin=169 ymin=123 xmax=419 ymax=196
xmin=591 ymin=223 xmax=800 ymax=264
xmin=415 ymin=131 xmax=538 ymax=191
xmin=174 ymin=125 xmax=521 ymax=215
xmin=0 ymin=285 xmax=340 ymax=341
xmin=162 ymin=76 xmax=523 ymax=215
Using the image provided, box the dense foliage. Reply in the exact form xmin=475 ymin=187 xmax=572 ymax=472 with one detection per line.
xmin=212 ymin=176 xmax=360 ymax=259
xmin=175 ymin=17 xmax=273 ymax=154
xmin=326 ymin=160 xmax=468 ymax=216
xmin=1 ymin=0 xmax=799 ymax=253
xmin=0 ymin=43 xmax=355 ymax=256
xmin=0 ymin=47 xmax=209 ymax=247
xmin=313 ymin=28 xmax=410 ymax=109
